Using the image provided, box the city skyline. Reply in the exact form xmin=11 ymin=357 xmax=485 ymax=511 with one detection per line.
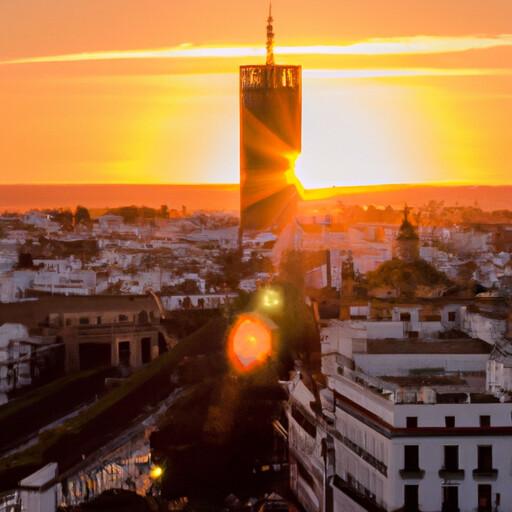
xmin=1 ymin=0 xmax=512 ymax=189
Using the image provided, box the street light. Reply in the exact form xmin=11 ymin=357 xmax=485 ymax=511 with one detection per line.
xmin=150 ymin=465 xmax=163 ymax=479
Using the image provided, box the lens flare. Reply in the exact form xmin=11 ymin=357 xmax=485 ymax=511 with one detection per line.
xmin=228 ymin=314 xmax=274 ymax=372
xmin=260 ymin=287 xmax=283 ymax=311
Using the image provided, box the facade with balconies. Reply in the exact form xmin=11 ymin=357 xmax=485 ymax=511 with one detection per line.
xmin=287 ymin=297 xmax=512 ymax=512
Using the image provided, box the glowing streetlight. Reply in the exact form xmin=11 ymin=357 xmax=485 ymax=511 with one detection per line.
xmin=150 ymin=465 xmax=163 ymax=479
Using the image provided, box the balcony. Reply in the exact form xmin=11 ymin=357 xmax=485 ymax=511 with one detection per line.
xmin=335 ymin=433 xmax=387 ymax=476
xmin=438 ymin=468 xmax=465 ymax=480
xmin=399 ymin=468 xmax=425 ymax=480
xmin=76 ymin=323 xmax=158 ymax=338
xmin=332 ymin=474 xmax=387 ymax=512
xmin=472 ymin=468 xmax=498 ymax=480
xmin=441 ymin=504 xmax=460 ymax=512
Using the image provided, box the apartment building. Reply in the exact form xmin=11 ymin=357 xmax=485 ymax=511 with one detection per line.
xmin=286 ymin=299 xmax=512 ymax=512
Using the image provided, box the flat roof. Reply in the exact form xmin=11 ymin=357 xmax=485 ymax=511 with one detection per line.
xmin=0 ymin=295 xmax=159 ymax=327
xmin=366 ymin=339 xmax=491 ymax=355
xmin=381 ymin=375 xmax=468 ymax=387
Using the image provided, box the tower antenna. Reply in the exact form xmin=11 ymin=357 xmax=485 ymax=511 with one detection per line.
xmin=266 ymin=1 xmax=275 ymax=65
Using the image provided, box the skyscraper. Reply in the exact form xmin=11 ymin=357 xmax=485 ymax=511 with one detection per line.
xmin=239 ymin=4 xmax=302 ymax=235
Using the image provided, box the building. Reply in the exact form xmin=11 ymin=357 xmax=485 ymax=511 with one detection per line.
xmin=239 ymin=6 xmax=301 ymax=234
xmin=31 ymin=269 xmax=97 ymax=296
xmin=96 ymin=214 xmax=124 ymax=233
xmin=0 ymin=295 xmax=170 ymax=374
xmin=286 ymin=298 xmax=512 ymax=512
xmin=0 ymin=323 xmax=56 ymax=401
xmin=394 ymin=207 xmax=420 ymax=263
xmin=160 ymin=293 xmax=237 ymax=311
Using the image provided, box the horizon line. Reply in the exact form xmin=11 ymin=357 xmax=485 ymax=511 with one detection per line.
xmin=1 ymin=181 xmax=512 ymax=190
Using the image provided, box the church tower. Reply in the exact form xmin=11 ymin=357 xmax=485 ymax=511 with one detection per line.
xmin=394 ymin=205 xmax=420 ymax=263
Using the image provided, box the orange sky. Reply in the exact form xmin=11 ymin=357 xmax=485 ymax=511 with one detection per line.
xmin=1 ymin=0 xmax=512 ymax=188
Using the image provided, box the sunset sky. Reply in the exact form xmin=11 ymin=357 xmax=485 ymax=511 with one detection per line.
xmin=1 ymin=0 xmax=512 ymax=189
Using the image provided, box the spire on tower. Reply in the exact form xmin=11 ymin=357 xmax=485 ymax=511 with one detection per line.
xmin=266 ymin=1 xmax=275 ymax=66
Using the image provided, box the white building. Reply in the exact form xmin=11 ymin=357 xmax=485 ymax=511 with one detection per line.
xmin=0 ymin=323 xmax=55 ymax=401
xmin=184 ymin=226 xmax=239 ymax=249
xmin=0 ymin=271 xmax=36 ymax=302
xmin=95 ymin=214 xmax=124 ymax=233
xmin=33 ymin=257 xmax=82 ymax=273
xmin=32 ymin=270 xmax=97 ymax=296
xmin=23 ymin=211 xmax=60 ymax=233
xmin=287 ymin=300 xmax=512 ymax=512
xmin=160 ymin=293 xmax=237 ymax=311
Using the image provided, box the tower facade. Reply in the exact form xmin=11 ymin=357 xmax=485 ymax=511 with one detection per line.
xmin=240 ymin=5 xmax=302 ymax=234
xmin=394 ymin=205 xmax=420 ymax=262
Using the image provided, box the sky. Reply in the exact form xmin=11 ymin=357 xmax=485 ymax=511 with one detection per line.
xmin=1 ymin=0 xmax=512 ymax=189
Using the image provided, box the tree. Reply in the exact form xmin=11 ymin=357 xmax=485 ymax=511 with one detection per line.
xmin=17 ymin=252 xmax=34 ymax=269
xmin=48 ymin=209 xmax=74 ymax=230
xmin=279 ymin=250 xmax=305 ymax=291
xmin=367 ymin=258 xmax=452 ymax=297
xmin=75 ymin=205 xmax=91 ymax=226
xmin=159 ymin=205 xmax=169 ymax=219
xmin=457 ymin=261 xmax=477 ymax=283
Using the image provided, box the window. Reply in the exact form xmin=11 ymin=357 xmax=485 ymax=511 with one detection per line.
xmin=400 ymin=312 xmax=412 ymax=321
xmin=291 ymin=405 xmax=316 ymax=438
xmin=298 ymin=461 xmax=315 ymax=489
xmin=478 ymin=484 xmax=492 ymax=512
xmin=404 ymin=445 xmax=419 ymax=471
xmin=118 ymin=314 xmax=129 ymax=322
xmin=79 ymin=317 xmax=90 ymax=325
xmin=443 ymin=486 xmax=459 ymax=511
xmin=477 ymin=446 xmax=493 ymax=472
xmin=118 ymin=341 xmax=131 ymax=367
xmin=444 ymin=446 xmax=459 ymax=471
xmin=448 ymin=311 xmax=457 ymax=322
xmin=445 ymin=416 xmax=455 ymax=428
xmin=404 ymin=485 xmax=419 ymax=511
xmin=480 ymin=415 xmax=491 ymax=427
xmin=141 ymin=337 xmax=151 ymax=364
xmin=97 ymin=316 xmax=102 ymax=325
xmin=406 ymin=417 xmax=418 ymax=428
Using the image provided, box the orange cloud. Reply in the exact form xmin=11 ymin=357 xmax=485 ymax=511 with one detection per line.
xmin=3 ymin=35 xmax=512 ymax=65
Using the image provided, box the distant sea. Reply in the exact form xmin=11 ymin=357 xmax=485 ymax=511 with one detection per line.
xmin=1 ymin=184 xmax=511 ymax=212
xmin=0 ymin=184 xmax=240 ymax=213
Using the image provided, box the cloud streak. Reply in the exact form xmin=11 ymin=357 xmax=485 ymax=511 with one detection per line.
xmin=304 ymin=68 xmax=512 ymax=79
xmin=2 ymin=35 xmax=512 ymax=66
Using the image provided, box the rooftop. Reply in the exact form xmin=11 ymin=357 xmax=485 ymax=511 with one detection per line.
xmin=366 ymin=339 xmax=491 ymax=355
xmin=0 ymin=295 xmax=160 ymax=327
xmin=381 ymin=375 xmax=469 ymax=387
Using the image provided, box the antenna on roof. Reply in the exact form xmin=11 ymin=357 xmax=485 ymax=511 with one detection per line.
xmin=266 ymin=1 xmax=275 ymax=65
